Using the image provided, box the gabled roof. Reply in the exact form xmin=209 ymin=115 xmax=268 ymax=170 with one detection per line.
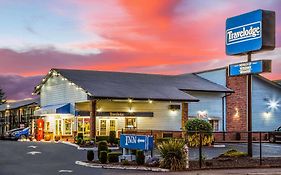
xmin=0 ymin=98 xmax=40 ymax=111
xmin=34 ymin=69 xmax=232 ymax=102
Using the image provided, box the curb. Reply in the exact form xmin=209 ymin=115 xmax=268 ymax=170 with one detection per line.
xmin=75 ymin=161 xmax=170 ymax=172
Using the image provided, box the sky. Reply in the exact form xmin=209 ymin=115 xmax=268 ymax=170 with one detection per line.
xmin=0 ymin=0 xmax=281 ymax=100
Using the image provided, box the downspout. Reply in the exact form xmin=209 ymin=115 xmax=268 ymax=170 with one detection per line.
xmin=222 ymin=93 xmax=231 ymax=141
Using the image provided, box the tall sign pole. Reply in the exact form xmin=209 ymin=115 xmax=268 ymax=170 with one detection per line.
xmin=247 ymin=52 xmax=252 ymax=157
xmin=226 ymin=10 xmax=275 ymax=157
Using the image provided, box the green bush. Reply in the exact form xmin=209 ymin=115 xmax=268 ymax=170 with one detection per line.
xmin=185 ymin=119 xmax=213 ymax=147
xmin=87 ymin=150 xmax=94 ymax=161
xmin=100 ymin=151 xmax=108 ymax=164
xmin=158 ymin=139 xmax=187 ymax=171
xmin=96 ymin=136 xmax=109 ymax=142
xmin=109 ymin=131 xmax=116 ymax=145
xmin=114 ymin=138 xmax=120 ymax=145
xmin=77 ymin=133 xmax=83 ymax=139
xmin=108 ymin=152 xmax=122 ymax=163
xmin=220 ymin=149 xmax=247 ymax=157
xmin=98 ymin=141 xmax=108 ymax=159
xmin=136 ymin=150 xmax=145 ymax=165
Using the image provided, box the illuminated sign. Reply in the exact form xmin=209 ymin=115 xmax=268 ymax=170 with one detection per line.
xmin=229 ymin=60 xmax=271 ymax=76
xmin=226 ymin=9 xmax=275 ymax=55
xmin=120 ymin=134 xmax=154 ymax=150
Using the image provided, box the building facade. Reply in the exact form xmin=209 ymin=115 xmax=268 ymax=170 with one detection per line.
xmin=33 ymin=69 xmax=231 ymax=141
xmin=0 ymin=98 xmax=40 ymax=135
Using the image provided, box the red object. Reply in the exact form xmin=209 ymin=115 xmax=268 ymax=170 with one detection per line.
xmin=36 ymin=119 xmax=44 ymax=141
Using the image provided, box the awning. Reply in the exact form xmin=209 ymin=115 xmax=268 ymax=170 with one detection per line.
xmin=34 ymin=103 xmax=71 ymax=116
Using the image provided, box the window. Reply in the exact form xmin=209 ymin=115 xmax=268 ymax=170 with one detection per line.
xmin=45 ymin=121 xmax=50 ymax=132
xmin=63 ymin=119 xmax=72 ymax=135
xmin=110 ymin=120 xmax=116 ymax=131
xmin=209 ymin=120 xmax=219 ymax=131
xmin=125 ymin=118 xmax=136 ymax=129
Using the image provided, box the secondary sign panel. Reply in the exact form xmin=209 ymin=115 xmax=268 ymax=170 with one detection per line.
xmin=226 ymin=9 xmax=275 ymax=55
xmin=120 ymin=134 xmax=153 ymax=150
xmin=229 ymin=60 xmax=271 ymax=76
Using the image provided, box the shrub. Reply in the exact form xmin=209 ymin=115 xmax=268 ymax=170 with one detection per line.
xmin=136 ymin=150 xmax=145 ymax=165
xmin=98 ymin=141 xmax=108 ymax=159
xmin=87 ymin=150 xmax=94 ymax=161
xmin=100 ymin=151 xmax=107 ymax=164
xmin=220 ymin=149 xmax=247 ymax=158
xmin=96 ymin=136 xmax=109 ymax=142
xmin=122 ymin=159 xmax=130 ymax=165
xmin=108 ymin=152 xmax=122 ymax=163
xmin=77 ymin=133 xmax=83 ymax=140
xmin=44 ymin=134 xmax=51 ymax=141
xmin=109 ymin=131 xmax=116 ymax=145
xmin=185 ymin=119 xmax=213 ymax=147
xmin=158 ymin=139 xmax=187 ymax=171
xmin=54 ymin=135 xmax=61 ymax=142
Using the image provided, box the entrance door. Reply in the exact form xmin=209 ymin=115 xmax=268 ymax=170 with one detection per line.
xmin=99 ymin=120 xmax=107 ymax=136
xmin=99 ymin=119 xmax=117 ymax=136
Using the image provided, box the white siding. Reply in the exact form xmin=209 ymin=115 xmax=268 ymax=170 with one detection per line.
xmin=97 ymin=100 xmax=182 ymax=131
xmin=188 ymin=92 xmax=224 ymax=131
xmin=40 ymin=75 xmax=88 ymax=107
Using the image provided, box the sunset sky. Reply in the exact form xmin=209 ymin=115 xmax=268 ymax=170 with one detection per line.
xmin=0 ymin=0 xmax=281 ymax=100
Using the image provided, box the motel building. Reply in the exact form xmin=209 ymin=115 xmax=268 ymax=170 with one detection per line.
xmin=32 ymin=68 xmax=232 ymax=141
xmin=30 ymin=68 xmax=281 ymax=141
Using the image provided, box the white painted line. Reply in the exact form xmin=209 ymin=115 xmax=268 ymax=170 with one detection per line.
xmin=28 ymin=145 xmax=37 ymax=149
xmin=27 ymin=151 xmax=41 ymax=155
xmin=213 ymin=144 xmax=226 ymax=148
xmin=58 ymin=170 xmax=73 ymax=173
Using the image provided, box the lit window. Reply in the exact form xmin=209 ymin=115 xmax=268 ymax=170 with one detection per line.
xmin=63 ymin=119 xmax=72 ymax=135
xmin=125 ymin=118 xmax=136 ymax=129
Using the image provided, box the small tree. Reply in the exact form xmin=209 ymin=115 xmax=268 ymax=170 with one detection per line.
xmin=185 ymin=118 xmax=213 ymax=147
xmin=0 ymin=88 xmax=6 ymax=105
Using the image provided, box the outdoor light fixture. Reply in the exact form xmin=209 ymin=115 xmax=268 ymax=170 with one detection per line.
xmin=148 ymin=99 xmax=153 ymax=104
xmin=128 ymin=99 xmax=133 ymax=103
xmin=128 ymin=107 xmax=133 ymax=113
xmin=263 ymin=111 xmax=271 ymax=118
xmin=234 ymin=108 xmax=239 ymax=118
xmin=267 ymin=99 xmax=280 ymax=111
xmin=6 ymin=104 xmax=10 ymax=109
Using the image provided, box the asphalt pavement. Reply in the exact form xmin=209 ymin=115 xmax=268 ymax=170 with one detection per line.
xmin=1 ymin=140 xmax=281 ymax=175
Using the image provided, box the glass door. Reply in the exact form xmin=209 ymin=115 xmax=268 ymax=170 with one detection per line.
xmin=99 ymin=120 xmax=107 ymax=136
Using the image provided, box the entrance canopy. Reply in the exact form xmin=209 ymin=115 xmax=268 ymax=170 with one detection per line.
xmin=34 ymin=103 xmax=72 ymax=116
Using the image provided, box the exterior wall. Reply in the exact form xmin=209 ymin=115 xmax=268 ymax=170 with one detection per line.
xmin=96 ymin=100 xmax=182 ymax=131
xmin=188 ymin=91 xmax=224 ymax=131
xmin=252 ymin=76 xmax=281 ymax=131
xmin=197 ymin=68 xmax=227 ymax=87
xmin=226 ymin=74 xmax=247 ymax=131
xmin=196 ymin=69 xmax=227 ymax=131
xmin=40 ymin=75 xmax=88 ymax=107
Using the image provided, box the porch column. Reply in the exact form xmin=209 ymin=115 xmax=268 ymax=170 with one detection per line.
xmin=90 ymin=100 xmax=96 ymax=139
xmin=182 ymin=102 xmax=188 ymax=129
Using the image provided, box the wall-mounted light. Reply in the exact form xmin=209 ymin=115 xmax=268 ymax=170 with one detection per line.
xmin=267 ymin=99 xmax=280 ymax=111
xmin=148 ymin=99 xmax=153 ymax=104
xmin=128 ymin=107 xmax=133 ymax=113
xmin=263 ymin=111 xmax=271 ymax=118
xmin=128 ymin=99 xmax=133 ymax=103
xmin=234 ymin=108 xmax=239 ymax=118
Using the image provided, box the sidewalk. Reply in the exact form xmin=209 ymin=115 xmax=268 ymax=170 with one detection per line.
xmin=174 ymin=168 xmax=281 ymax=175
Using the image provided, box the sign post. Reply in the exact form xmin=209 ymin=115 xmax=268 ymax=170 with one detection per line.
xmin=226 ymin=9 xmax=275 ymax=157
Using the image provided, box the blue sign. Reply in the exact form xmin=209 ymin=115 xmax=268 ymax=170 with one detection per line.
xmin=226 ymin=10 xmax=263 ymax=55
xmin=229 ymin=60 xmax=271 ymax=76
xmin=120 ymin=134 xmax=153 ymax=150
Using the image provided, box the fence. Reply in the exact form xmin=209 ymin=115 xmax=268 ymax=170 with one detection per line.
xmin=121 ymin=129 xmax=281 ymax=169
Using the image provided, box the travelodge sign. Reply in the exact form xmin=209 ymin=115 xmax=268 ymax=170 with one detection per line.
xmin=120 ymin=134 xmax=153 ymax=150
xmin=226 ymin=9 xmax=275 ymax=55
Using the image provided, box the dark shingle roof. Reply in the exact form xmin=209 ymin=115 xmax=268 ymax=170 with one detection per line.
xmin=41 ymin=69 xmax=232 ymax=102
xmin=0 ymin=98 xmax=40 ymax=111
